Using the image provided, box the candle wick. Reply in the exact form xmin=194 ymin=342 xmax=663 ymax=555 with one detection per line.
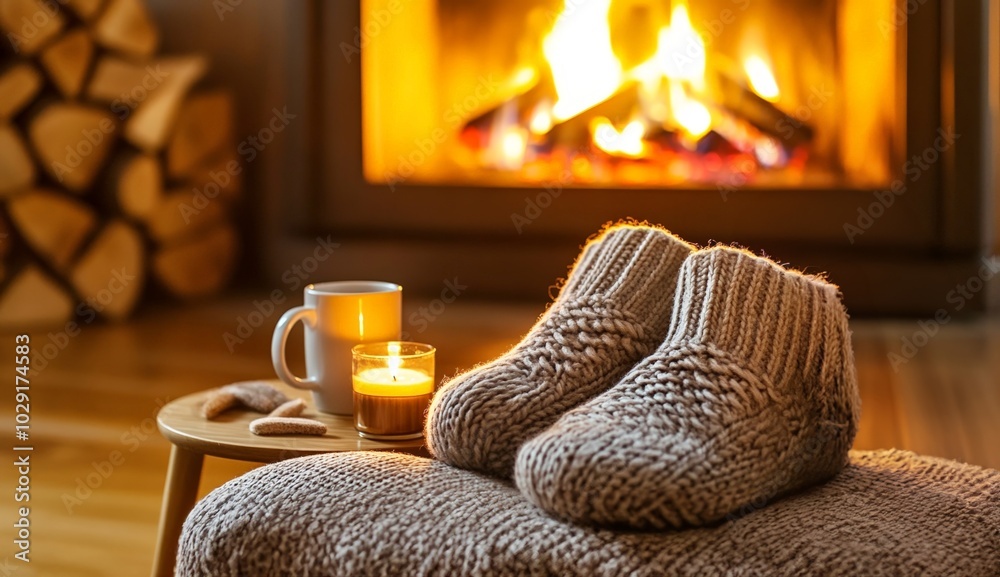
xmin=393 ymin=375 xmax=397 ymax=382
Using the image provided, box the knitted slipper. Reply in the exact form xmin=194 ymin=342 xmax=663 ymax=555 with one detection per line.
xmin=425 ymin=223 xmax=693 ymax=479
xmin=202 ymin=381 xmax=290 ymax=419
xmin=515 ymin=247 xmax=860 ymax=528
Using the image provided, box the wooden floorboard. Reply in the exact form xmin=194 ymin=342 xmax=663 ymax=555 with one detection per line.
xmin=0 ymin=297 xmax=997 ymax=576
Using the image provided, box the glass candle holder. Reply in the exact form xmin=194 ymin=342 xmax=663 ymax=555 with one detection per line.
xmin=351 ymin=341 xmax=435 ymax=440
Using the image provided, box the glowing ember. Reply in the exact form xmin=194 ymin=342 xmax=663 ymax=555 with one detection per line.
xmin=529 ymin=101 xmax=554 ymax=135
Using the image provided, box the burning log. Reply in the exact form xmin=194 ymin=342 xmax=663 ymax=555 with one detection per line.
xmin=713 ymin=70 xmax=814 ymax=150
xmin=547 ymin=82 xmax=641 ymax=148
xmin=459 ymin=73 xmax=556 ymax=149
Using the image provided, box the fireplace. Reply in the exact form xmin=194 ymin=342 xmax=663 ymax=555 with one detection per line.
xmin=362 ymin=0 xmax=896 ymax=191
xmin=262 ymin=0 xmax=999 ymax=314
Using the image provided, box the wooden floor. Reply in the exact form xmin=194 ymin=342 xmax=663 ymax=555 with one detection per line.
xmin=1 ymin=296 xmax=998 ymax=576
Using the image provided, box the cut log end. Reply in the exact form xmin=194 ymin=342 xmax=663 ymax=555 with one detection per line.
xmin=0 ymin=265 xmax=74 ymax=329
xmin=0 ymin=0 xmax=66 ymax=55
xmin=40 ymin=28 xmax=95 ymax=99
xmin=91 ymin=0 xmax=159 ymax=58
xmin=123 ymin=55 xmax=208 ymax=151
xmin=153 ymin=223 xmax=238 ymax=299
xmin=70 ymin=220 xmax=145 ymax=321
xmin=0 ymin=63 xmax=44 ymax=120
xmin=147 ymin=188 xmax=226 ymax=244
xmin=28 ymin=103 xmax=119 ymax=192
xmin=105 ymin=153 xmax=162 ymax=221
xmin=65 ymin=0 xmax=105 ymax=21
xmin=0 ymin=125 xmax=36 ymax=197
xmin=167 ymin=91 xmax=234 ymax=179
xmin=8 ymin=189 xmax=97 ymax=271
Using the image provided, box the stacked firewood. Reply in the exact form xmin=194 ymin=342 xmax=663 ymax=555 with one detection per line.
xmin=0 ymin=0 xmax=240 ymax=328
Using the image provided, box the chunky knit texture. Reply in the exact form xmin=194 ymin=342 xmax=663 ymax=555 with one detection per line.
xmin=177 ymin=450 xmax=1000 ymax=577
xmin=516 ymin=247 xmax=861 ymax=529
xmin=426 ymin=224 xmax=693 ymax=478
xmin=201 ymin=381 xmax=290 ymax=419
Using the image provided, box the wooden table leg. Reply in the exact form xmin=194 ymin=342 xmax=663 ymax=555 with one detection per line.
xmin=151 ymin=445 xmax=204 ymax=577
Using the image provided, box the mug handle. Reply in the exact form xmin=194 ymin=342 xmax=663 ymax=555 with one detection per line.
xmin=271 ymin=306 xmax=320 ymax=391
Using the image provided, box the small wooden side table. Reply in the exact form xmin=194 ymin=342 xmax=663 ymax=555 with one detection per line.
xmin=151 ymin=380 xmax=428 ymax=577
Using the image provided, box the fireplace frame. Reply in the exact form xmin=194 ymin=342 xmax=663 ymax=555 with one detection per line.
xmin=262 ymin=0 xmax=999 ymax=314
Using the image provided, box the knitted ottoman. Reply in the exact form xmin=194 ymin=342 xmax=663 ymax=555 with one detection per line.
xmin=177 ymin=450 xmax=1000 ymax=576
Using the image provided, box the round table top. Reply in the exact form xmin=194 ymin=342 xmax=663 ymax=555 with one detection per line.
xmin=157 ymin=380 xmax=428 ymax=462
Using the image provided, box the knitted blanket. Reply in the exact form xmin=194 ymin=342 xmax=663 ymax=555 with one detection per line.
xmin=177 ymin=449 xmax=1000 ymax=576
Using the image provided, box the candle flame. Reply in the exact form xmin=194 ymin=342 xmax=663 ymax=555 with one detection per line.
xmin=358 ymin=301 xmax=364 ymax=340
xmin=388 ymin=342 xmax=402 ymax=380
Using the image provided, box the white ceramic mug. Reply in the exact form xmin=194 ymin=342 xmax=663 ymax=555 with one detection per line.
xmin=271 ymin=281 xmax=402 ymax=414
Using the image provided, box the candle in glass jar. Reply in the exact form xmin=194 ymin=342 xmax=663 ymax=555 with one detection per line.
xmin=352 ymin=342 xmax=435 ymax=440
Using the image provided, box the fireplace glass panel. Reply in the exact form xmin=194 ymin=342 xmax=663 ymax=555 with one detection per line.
xmin=361 ymin=0 xmax=898 ymax=189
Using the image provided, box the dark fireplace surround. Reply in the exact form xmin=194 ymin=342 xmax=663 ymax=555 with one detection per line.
xmin=259 ymin=0 xmax=999 ymax=315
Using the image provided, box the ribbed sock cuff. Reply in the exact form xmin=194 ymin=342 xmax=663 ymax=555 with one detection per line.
xmin=561 ymin=224 xmax=693 ymax=326
xmin=666 ymin=247 xmax=852 ymax=391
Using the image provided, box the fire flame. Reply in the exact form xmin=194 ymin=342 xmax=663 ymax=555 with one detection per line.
xmin=388 ymin=342 xmax=402 ymax=379
xmin=668 ymin=82 xmax=712 ymax=139
xmin=543 ymin=0 xmax=622 ymax=121
xmin=477 ymin=0 xmax=789 ymax=176
xmin=592 ymin=117 xmax=646 ymax=157
xmin=744 ymin=54 xmax=780 ymax=102
xmin=542 ymin=0 xmax=714 ymax=142
xmin=529 ymin=101 xmax=554 ymax=135
xmin=652 ymin=4 xmax=706 ymax=88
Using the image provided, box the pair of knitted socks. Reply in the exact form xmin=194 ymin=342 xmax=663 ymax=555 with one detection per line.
xmin=425 ymin=223 xmax=860 ymax=529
